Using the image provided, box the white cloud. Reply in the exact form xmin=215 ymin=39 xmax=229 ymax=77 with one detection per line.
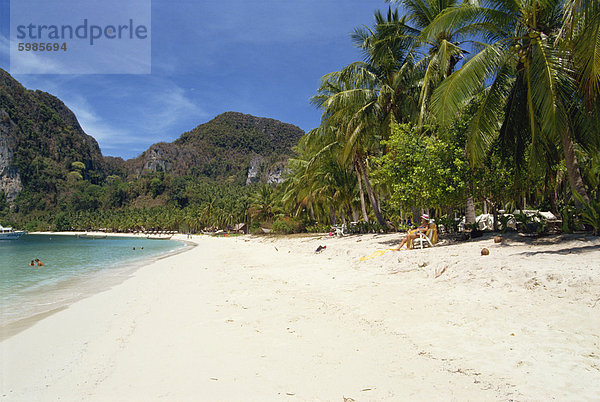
xmin=0 ymin=35 xmax=9 ymax=57
xmin=1 ymin=35 xmax=71 ymax=74
xmin=64 ymin=80 xmax=206 ymax=157
xmin=63 ymin=95 xmax=140 ymax=149
xmin=132 ymin=81 xmax=207 ymax=136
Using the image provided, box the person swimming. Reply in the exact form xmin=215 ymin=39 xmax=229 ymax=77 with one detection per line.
xmin=34 ymin=258 xmax=44 ymax=267
xmin=29 ymin=260 xmax=35 ymax=266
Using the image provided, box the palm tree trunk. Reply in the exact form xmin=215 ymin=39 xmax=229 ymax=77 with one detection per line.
xmin=466 ymin=195 xmax=476 ymax=225
xmin=550 ymin=186 xmax=558 ymax=216
xmin=354 ymin=162 xmax=369 ymax=222
xmin=356 ymin=156 xmax=389 ymax=228
xmin=561 ymin=128 xmax=590 ymax=207
xmin=329 ymin=204 xmax=335 ymax=225
xmin=412 ymin=206 xmax=419 ymax=225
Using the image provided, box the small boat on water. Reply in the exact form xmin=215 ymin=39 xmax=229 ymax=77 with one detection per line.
xmin=0 ymin=225 xmax=26 ymax=240
xmin=77 ymin=233 xmax=108 ymax=239
xmin=147 ymin=235 xmax=172 ymax=240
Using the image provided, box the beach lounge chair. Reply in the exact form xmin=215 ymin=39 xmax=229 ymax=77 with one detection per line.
xmin=412 ymin=223 xmax=437 ymax=249
xmin=332 ymin=224 xmax=347 ymax=236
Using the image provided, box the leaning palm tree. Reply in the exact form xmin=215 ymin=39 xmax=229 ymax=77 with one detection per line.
xmin=427 ymin=0 xmax=593 ymax=205
xmin=282 ymin=128 xmax=337 ymax=222
xmin=310 ymin=8 xmax=421 ymax=227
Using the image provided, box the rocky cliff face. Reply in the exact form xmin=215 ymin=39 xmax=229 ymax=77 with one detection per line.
xmin=245 ymin=155 xmax=287 ymax=185
xmin=0 ymin=115 xmax=22 ymax=201
xmin=0 ymin=68 xmax=105 ymax=203
xmin=128 ymin=112 xmax=303 ymax=184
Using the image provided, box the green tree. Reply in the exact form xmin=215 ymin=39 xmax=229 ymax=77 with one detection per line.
xmin=249 ymin=184 xmax=277 ymax=223
xmin=373 ymin=123 xmax=469 ymax=215
xmin=428 ymin=0 xmax=594 ymax=207
xmin=0 ymin=191 xmax=9 ymax=216
xmin=310 ymin=8 xmax=422 ymax=227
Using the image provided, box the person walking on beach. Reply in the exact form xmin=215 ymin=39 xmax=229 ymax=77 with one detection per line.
xmin=394 ymin=214 xmax=430 ymax=250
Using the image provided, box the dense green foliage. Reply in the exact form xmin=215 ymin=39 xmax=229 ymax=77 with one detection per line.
xmin=372 ymin=123 xmax=470 ymax=214
xmin=1 ymin=1 xmax=599 ymax=235
xmin=1 ymin=72 xmax=302 ymax=232
xmin=2 ymin=173 xmax=255 ymax=232
xmin=281 ymin=0 xmax=599 ymax=233
xmin=0 ymin=68 xmax=105 ymax=212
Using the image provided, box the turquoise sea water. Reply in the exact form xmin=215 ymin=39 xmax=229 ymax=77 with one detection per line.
xmin=0 ymin=234 xmax=186 ymax=327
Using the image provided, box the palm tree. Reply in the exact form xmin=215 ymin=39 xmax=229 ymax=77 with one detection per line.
xmin=310 ymin=8 xmax=422 ymax=227
xmin=282 ymin=126 xmax=360 ymax=225
xmin=249 ymin=184 xmax=276 ymax=223
xmin=386 ymin=0 xmax=476 ymax=126
xmin=427 ymin=0 xmax=593 ymax=205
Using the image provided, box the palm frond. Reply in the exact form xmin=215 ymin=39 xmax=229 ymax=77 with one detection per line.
xmin=430 ymin=41 xmax=506 ymax=127
xmin=465 ymin=56 xmax=515 ymax=165
xmin=420 ymin=4 xmax=516 ymax=43
xmin=529 ymin=36 xmax=571 ymax=145
xmin=572 ymin=8 xmax=600 ymax=106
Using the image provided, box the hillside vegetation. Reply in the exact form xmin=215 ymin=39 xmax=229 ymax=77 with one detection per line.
xmin=0 ymin=69 xmax=303 ymax=231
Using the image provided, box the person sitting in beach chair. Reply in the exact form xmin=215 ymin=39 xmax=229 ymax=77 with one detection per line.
xmin=394 ymin=214 xmax=435 ymax=250
xmin=412 ymin=221 xmax=437 ymax=249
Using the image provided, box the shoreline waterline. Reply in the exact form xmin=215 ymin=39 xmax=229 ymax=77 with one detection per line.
xmin=0 ymin=233 xmax=195 ymax=341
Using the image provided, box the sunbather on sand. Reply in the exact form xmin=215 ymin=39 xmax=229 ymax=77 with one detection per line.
xmin=394 ymin=214 xmax=429 ymax=250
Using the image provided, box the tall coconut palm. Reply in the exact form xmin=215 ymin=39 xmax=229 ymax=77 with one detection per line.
xmin=310 ymin=8 xmax=421 ymax=227
xmin=427 ymin=0 xmax=592 ymax=205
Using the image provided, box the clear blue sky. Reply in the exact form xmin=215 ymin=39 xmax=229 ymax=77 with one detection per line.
xmin=0 ymin=1 xmax=390 ymax=159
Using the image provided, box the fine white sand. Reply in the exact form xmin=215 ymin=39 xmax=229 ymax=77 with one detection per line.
xmin=1 ymin=232 xmax=599 ymax=400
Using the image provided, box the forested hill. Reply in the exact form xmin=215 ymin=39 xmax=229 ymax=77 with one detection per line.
xmin=0 ymin=69 xmax=304 ymax=220
xmin=125 ymin=111 xmax=304 ymax=184
xmin=0 ymin=68 xmax=105 ymax=205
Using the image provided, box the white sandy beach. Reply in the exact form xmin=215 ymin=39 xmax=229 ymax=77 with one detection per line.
xmin=1 ymin=232 xmax=599 ymax=400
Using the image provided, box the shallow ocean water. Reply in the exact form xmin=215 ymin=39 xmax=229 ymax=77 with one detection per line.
xmin=0 ymin=234 xmax=185 ymax=326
